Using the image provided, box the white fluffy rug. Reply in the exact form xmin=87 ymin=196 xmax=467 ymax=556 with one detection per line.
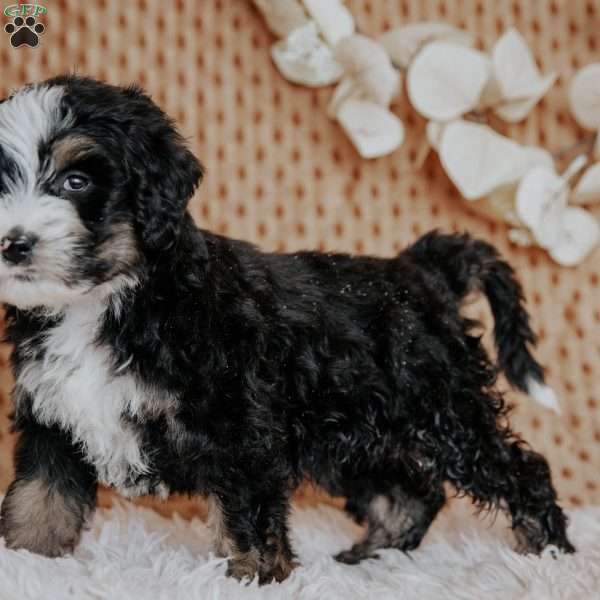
xmin=1 ymin=497 xmax=599 ymax=600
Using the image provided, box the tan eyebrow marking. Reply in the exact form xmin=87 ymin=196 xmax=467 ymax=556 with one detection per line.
xmin=51 ymin=134 xmax=96 ymax=171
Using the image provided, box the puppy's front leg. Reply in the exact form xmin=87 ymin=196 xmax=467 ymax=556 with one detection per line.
xmin=213 ymin=484 xmax=297 ymax=584
xmin=0 ymin=419 xmax=97 ymax=557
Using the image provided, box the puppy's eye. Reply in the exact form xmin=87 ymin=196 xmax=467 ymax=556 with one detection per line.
xmin=63 ymin=173 xmax=90 ymax=192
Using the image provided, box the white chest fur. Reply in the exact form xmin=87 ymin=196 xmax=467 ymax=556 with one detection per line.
xmin=15 ymin=294 xmax=153 ymax=493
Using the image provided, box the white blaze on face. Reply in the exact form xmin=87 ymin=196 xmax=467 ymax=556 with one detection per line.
xmin=0 ymin=85 xmax=66 ymax=189
xmin=0 ymin=85 xmax=91 ymax=310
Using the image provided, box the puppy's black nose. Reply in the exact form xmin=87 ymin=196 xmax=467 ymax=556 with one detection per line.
xmin=1 ymin=229 xmax=37 ymax=265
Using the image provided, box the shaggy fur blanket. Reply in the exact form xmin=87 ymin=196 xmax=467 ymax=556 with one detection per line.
xmin=0 ymin=497 xmax=598 ymax=600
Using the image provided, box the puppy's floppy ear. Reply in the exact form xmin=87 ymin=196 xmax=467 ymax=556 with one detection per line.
xmin=135 ymin=136 xmax=203 ymax=252
xmin=125 ymin=86 xmax=204 ymax=252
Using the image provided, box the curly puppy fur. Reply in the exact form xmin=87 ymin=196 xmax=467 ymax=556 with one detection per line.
xmin=0 ymin=76 xmax=573 ymax=584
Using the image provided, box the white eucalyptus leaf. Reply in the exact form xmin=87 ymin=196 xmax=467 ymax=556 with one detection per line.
xmin=439 ymin=120 xmax=524 ymax=199
xmin=334 ymin=35 xmax=401 ymax=106
xmin=379 ymin=22 xmax=472 ymax=69
xmin=271 ymin=22 xmax=344 ymax=87
xmin=490 ymin=29 xmax=556 ymax=121
xmin=487 ymin=28 xmax=557 ymax=121
xmin=494 ymin=73 xmax=557 ymax=122
xmin=252 ymin=0 xmax=309 ymax=37
xmin=493 ymin=29 xmax=546 ymax=98
xmin=568 ymin=63 xmax=600 ymax=130
xmin=336 ymin=99 xmax=404 ymax=159
xmin=522 ymin=146 xmax=555 ymax=172
xmin=573 ymin=162 xmax=600 ymax=204
xmin=515 ymin=167 xmax=567 ymax=248
xmin=549 ymin=207 xmax=600 ymax=266
xmin=301 ymin=0 xmax=354 ymax=46
xmin=407 ymin=42 xmax=491 ymax=121
xmin=536 ymin=204 xmax=566 ymax=249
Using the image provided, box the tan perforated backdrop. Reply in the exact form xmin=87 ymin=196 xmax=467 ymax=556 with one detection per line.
xmin=0 ymin=0 xmax=600 ymax=515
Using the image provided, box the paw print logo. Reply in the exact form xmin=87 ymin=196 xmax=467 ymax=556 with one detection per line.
xmin=4 ymin=15 xmax=45 ymax=48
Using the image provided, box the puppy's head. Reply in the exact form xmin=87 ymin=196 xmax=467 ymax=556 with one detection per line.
xmin=0 ymin=75 xmax=203 ymax=310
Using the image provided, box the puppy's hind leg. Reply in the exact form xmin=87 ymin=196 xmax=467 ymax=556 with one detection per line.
xmin=336 ymin=478 xmax=445 ymax=564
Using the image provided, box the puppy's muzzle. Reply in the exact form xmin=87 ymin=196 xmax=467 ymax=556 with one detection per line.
xmin=1 ymin=228 xmax=37 ymax=265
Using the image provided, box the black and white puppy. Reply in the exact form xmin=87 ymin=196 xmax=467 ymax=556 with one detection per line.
xmin=0 ymin=76 xmax=573 ymax=583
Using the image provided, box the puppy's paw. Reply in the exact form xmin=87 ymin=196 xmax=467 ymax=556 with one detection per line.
xmin=226 ymin=551 xmax=260 ymax=583
xmin=257 ymin=557 xmax=298 ymax=585
xmin=515 ymin=535 xmax=576 ymax=557
xmin=226 ymin=549 xmax=297 ymax=584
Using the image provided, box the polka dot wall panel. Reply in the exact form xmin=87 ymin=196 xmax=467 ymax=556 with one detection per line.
xmin=0 ymin=0 xmax=599 ymax=509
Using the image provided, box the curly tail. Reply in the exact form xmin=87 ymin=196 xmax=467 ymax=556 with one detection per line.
xmin=407 ymin=231 xmax=555 ymax=405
